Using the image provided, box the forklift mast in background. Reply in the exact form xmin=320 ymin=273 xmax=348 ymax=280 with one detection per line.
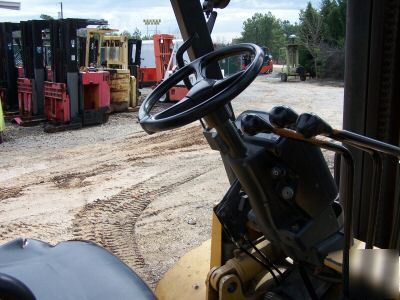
xmin=139 ymin=34 xmax=173 ymax=87
xmin=17 ymin=20 xmax=49 ymax=120
xmin=153 ymin=34 xmax=174 ymax=83
xmin=0 ymin=22 xmax=20 ymax=111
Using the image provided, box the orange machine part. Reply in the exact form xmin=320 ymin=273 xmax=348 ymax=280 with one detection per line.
xmin=169 ymin=86 xmax=188 ymax=102
xmin=140 ymin=68 xmax=157 ymax=86
xmin=153 ymin=34 xmax=174 ymax=83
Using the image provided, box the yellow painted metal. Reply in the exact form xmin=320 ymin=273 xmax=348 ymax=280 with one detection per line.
xmin=155 ymin=240 xmax=211 ymax=300
xmin=102 ymin=35 xmax=129 ymax=70
xmin=218 ymin=274 xmax=244 ymax=300
xmin=84 ymin=28 xmax=119 ymax=68
xmin=130 ymin=76 xmax=137 ymax=107
xmin=0 ymin=100 xmax=5 ymax=133
xmin=210 ymin=212 xmax=223 ymax=268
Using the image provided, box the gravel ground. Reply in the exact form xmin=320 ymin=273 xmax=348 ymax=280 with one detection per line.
xmin=0 ymin=75 xmax=344 ymax=288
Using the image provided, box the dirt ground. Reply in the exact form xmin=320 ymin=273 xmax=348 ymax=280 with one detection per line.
xmin=0 ymin=75 xmax=343 ymax=288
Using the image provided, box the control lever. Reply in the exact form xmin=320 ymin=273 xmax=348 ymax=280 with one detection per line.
xmin=240 ymin=113 xmax=273 ymax=136
xmin=269 ymin=105 xmax=299 ymax=129
xmin=295 ymin=113 xmax=333 ymax=138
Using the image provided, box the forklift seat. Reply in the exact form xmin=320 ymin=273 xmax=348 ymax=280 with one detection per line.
xmin=0 ymin=238 xmax=156 ymax=300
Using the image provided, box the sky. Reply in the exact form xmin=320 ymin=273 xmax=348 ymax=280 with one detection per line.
xmin=0 ymin=0 xmax=320 ymax=42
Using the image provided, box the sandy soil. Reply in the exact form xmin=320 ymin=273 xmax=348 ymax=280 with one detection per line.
xmin=0 ymin=75 xmax=343 ymax=288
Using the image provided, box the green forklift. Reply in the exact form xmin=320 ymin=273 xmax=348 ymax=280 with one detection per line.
xmin=280 ymin=35 xmax=308 ymax=82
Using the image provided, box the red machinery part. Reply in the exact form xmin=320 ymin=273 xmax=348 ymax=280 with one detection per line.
xmin=139 ymin=68 xmax=157 ymax=86
xmin=81 ymin=71 xmax=110 ymax=110
xmin=46 ymin=68 xmax=53 ymax=82
xmin=260 ymin=62 xmax=273 ymax=74
xmin=44 ymin=82 xmax=70 ymax=123
xmin=17 ymin=67 xmax=24 ymax=79
xmin=153 ymin=34 xmax=174 ymax=83
xmin=17 ymin=78 xmax=33 ymax=116
xmin=169 ymin=86 xmax=188 ymax=102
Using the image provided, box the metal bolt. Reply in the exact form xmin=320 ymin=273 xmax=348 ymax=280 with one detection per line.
xmin=227 ymin=282 xmax=237 ymax=293
xmin=281 ymin=186 xmax=294 ymax=200
xmin=271 ymin=167 xmax=281 ymax=178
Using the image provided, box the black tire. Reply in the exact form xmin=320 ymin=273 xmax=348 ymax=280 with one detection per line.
xmin=300 ymin=75 xmax=306 ymax=81
xmin=281 ymin=73 xmax=288 ymax=82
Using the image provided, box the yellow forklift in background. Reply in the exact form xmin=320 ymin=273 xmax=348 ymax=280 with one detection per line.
xmin=82 ymin=28 xmax=139 ymax=111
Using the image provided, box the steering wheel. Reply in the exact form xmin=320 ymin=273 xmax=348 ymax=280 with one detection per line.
xmin=139 ymin=43 xmax=264 ymax=134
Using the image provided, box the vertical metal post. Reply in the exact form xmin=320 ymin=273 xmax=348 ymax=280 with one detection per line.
xmin=343 ymin=0 xmax=400 ymax=247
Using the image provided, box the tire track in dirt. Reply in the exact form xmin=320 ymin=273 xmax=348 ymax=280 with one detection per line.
xmin=50 ymin=163 xmax=120 ymax=189
xmin=72 ymin=166 xmax=216 ymax=288
xmin=0 ymin=187 xmax=24 ymax=201
xmin=0 ymin=221 xmax=64 ymax=242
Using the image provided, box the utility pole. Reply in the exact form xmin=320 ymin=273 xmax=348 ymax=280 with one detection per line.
xmin=58 ymin=2 xmax=63 ymax=19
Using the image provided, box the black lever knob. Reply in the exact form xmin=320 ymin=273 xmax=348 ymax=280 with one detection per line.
xmin=295 ymin=113 xmax=333 ymax=138
xmin=269 ymin=105 xmax=299 ymax=129
xmin=241 ymin=113 xmax=273 ymax=136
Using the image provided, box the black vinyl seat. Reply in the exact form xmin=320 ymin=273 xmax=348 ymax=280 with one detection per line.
xmin=0 ymin=238 xmax=156 ymax=300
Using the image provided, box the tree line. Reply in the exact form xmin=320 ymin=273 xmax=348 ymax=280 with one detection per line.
xmin=239 ymin=0 xmax=346 ymax=79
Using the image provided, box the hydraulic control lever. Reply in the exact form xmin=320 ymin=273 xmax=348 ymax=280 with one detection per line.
xmin=269 ymin=105 xmax=299 ymax=129
xmin=240 ymin=113 xmax=273 ymax=136
xmin=295 ymin=113 xmax=333 ymax=138
xmin=294 ymin=111 xmax=400 ymax=251
xmin=241 ymin=111 xmax=355 ymax=298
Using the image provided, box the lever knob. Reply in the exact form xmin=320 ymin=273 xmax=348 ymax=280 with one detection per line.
xmin=269 ymin=105 xmax=299 ymax=128
xmin=295 ymin=113 xmax=333 ymax=138
xmin=241 ymin=113 xmax=273 ymax=136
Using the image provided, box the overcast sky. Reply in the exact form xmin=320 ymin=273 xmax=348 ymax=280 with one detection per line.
xmin=0 ymin=0 xmax=320 ymax=42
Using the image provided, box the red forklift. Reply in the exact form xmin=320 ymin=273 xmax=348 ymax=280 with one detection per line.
xmin=242 ymin=46 xmax=273 ymax=74
xmin=44 ymin=19 xmax=111 ymax=132
xmin=139 ymin=34 xmax=190 ymax=102
xmin=139 ymin=34 xmax=174 ymax=87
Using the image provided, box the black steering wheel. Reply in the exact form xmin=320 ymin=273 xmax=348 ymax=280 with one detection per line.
xmin=139 ymin=43 xmax=264 ymax=134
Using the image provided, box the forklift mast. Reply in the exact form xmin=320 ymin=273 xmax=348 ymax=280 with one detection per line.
xmin=153 ymin=34 xmax=174 ymax=83
xmin=0 ymin=22 xmax=20 ymax=111
xmin=128 ymin=38 xmax=142 ymax=79
xmin=19 ymin=20 xmax=49 ymax=116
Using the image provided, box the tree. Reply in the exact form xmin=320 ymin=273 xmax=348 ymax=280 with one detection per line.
xmin=281 ymin=20 xmax=299 ymax=38
xmin=131 ymin=28 xmax=142 ymax=40
xmin=320 ymin=0 xmax=346 ymax=46
xmin=298 ymin=3 xmax=324 ymax=78
xmin=120 ymin=28 xmax=142 ymax=40
xmin=40 ymin=14 xmax=54 ymax=20
xmin=239 ymin=12 xmax=286 ymax=59
xmin=121 ymin=30 xmax=132 ymax=38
